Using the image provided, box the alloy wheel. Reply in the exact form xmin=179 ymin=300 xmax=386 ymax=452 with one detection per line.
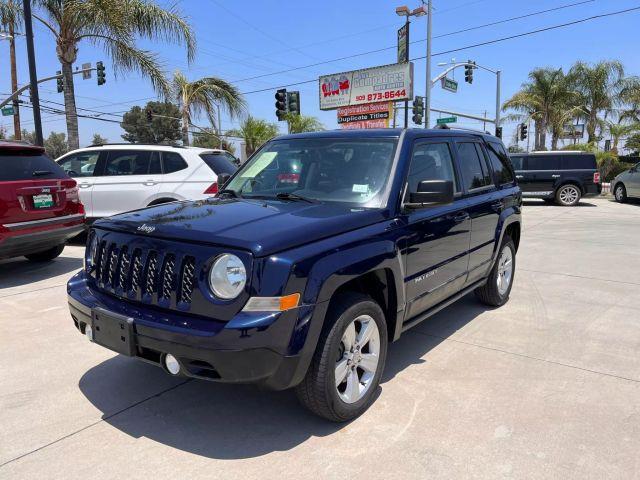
xmin=559 ymin=185 xmax=580 ymax=205
xmin=496 ymin=246 xmax=513 ymax=296
xmin=335 ymin=315 xmax=381 ymax=404
xmin=615 ymin=185 xmax=625 ymax=202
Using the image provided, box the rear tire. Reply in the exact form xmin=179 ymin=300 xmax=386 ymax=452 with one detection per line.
xmin=25 ymin=244 xmax=65 ymax=262
xmin=475 ymin=235 xmax=516 ymax=307
xmin=295 ymin=292 xmax=388 ymax=422
xmin=614 ymin=183 xmax=627 ymax=203
xmin=556 ymin=184 xmax=581 ymax=206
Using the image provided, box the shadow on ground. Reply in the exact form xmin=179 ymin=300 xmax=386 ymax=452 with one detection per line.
xmin=0 ymin=255 xmax=82 ymax=290
xmin=522 ymin=200 xmax=597 ymax=207
xmin=78 ymin=293 xmax=485 ymax=459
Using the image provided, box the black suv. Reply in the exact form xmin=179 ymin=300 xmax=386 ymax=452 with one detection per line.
xmin=510 ymin=151 xmax=601 ymax=206
xmin=67 ymin=129 xmax=522 ymax=421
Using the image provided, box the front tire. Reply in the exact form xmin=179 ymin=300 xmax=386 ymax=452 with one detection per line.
xmin=25 ymin=244 xmax=65 ymax=262
xmin=295 ymin=292 xmax=388 ymax=422
xmin=475 ymin=235 xmax=516 ymax=307
xmin=556 ymin=184 xmax=581 ymax=206
xmin=614 ymin=183 xmax=627 ymax=203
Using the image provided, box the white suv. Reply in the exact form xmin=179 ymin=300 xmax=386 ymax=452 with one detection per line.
xmin=56 ymin=144 xmax=237 ymax=219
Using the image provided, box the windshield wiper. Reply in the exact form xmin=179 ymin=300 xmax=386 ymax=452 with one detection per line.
xmin=32 ymin=170 xmax=53 ymax=177
xmin=276 ymin=192 xmax=317 ymax=203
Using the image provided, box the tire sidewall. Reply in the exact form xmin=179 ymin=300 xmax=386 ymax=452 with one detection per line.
xmin=323 ymin=299 xmax=388 ymax=420
xmin=615 ymin=184 xmax=626 ymax=202
xmin=556 ymin=184 xmax=581 ymax=206
xmin=491 ymin=238 xmax=516 ymax=305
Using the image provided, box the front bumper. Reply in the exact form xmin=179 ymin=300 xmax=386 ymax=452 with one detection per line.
xmin=67 ymin=271 xmax=327 ymax=390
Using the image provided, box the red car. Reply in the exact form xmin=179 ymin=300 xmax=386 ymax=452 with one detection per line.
xmin=0 ymin=141 xmax=85 ymax=262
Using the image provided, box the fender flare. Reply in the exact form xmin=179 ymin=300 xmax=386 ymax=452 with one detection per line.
xmin=490 ymin=207 xmax=521 ymax=268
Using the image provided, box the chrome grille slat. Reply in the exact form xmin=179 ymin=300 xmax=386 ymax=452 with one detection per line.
xmin=107 ymin=246 xmax=118 ymax=287
xmin=179 ymin=256 xmax=196 ymax=304
xmin=160 ymin=254 xmax=176 ymax=300
xmin=145 ymin=252 xmax=158 ymax=295
xmin=130 ymin=249 xmax=143 ymax=293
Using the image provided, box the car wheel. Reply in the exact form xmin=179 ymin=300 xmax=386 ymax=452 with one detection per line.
xmin=556 ymin=184 xmax=581 ymax=206
xmin=24 ymin=244 xmax=65 ymax=262
xmin=475 ymin=234 xmax=516 ymax=307
xmin=614 ymin=183 xmax=627 ymax=203
xmin=295 ymin=292 xmax=388 ymax=422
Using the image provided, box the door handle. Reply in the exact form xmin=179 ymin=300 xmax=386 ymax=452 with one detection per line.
xmin=450 ymin=212 xmax=469 ymax=223
xmin=78 ymin=183 xmax=92 ymax=188
xmin=143 ymin=180 xmax=157 ymax=186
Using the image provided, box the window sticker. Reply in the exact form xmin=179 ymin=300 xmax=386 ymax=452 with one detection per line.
xmin=352 ymin=184 xmax=369 ymax=193
xmin=240 ymin=152 xmax=278 ymax=178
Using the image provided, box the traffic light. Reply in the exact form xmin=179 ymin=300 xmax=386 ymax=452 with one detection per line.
xmin=411 ymin=96 xmax=424 ymax=125
xmin=464 ymin=60 xmax=475 ymax=84
xmin=287 ymin=91 xmax=300 ymax=116
xmin=96 ymin=61 xmax=106 ymax=86
xmin=146 ymin=109 xmax=153 ymax=122
xmin=275 ymin=88 xmax=287 ymax=120
xmin=519 ymin=123 xmax=528 ymax=141
xmin=495 ymin=126 xmax=503 ymax=139
xmin=56 ymin=71 xmax=64 ymax=93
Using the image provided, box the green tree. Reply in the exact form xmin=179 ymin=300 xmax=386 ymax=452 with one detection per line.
xmin=192 ymin=128 xmax=235 ymax=154
xmin=44 ymin=131 xmax=69 ymax=158
xmin=605 ymin=121 xmax=637 ymax=154
xmin=625 ymin=133 xmax=640 ymax=153
xmin=569 ymin=60 xmax=626 ymax=143
xmin=0 ymin=124 xmax=7 ymax=139
xmin=120 ymin=101 xmax=182 ymax=144
xmin=227 ymin=116 xmax=279 ymax=156
xmin=285 ymin=113 xmax=324 ymax=134
xmin=91 ymin=133 xmax=108 ymax=145
xmin=172 ymin=70 xmax=246 ymax=146
xmin=32 ymin=0 xmax=195 ymax=150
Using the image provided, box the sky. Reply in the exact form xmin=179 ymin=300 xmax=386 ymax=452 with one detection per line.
xmin=1 ymin=0 xmax=640 ymax=151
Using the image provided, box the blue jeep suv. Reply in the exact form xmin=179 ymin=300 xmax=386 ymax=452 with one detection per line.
xmin=67 ymin=129 xmax=522 ymax=421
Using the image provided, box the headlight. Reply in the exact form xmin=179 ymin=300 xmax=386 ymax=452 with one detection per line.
xmin=85 ymin=232 xmax=98 ymax=271
xmin=208 ymin=254 xmax=246 ymax=299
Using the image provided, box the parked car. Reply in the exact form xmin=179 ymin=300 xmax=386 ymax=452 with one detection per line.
xmin=56 ymin=145 xmax=238 ymax=221
xmin=67 ymin=129 xmax=522 ymax=421
xmin=0 ymin=141 xmax=85 ymax=261
xmin=611 ymin=162 xmax=640 ymax=202
xmin=509 ymin=150 xmax=601 ymax=206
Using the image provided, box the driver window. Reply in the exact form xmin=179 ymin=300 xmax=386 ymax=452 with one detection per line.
xmin=58 ymin=151 xmax=100 ymax=177
xmin=406 ymin=142 xmax=457 ymax=196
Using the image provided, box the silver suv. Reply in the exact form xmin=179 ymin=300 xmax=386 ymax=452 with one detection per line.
xmin=612 ymin=162 xmax=640 ymax=202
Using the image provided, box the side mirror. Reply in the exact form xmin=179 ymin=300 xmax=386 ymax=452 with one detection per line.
xmin=217 ymin=172 xmax=231 ymax=188
xmin=406 ymin=180 xmax=454 ymax=208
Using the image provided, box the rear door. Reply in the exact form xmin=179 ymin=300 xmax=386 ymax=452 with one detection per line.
xmin=157 ymin=151 xmax=216 ymax=201
xmin=91 ymin=150 xmax=161 ymax=217
xmin=402 ymin=138 xmax=471 ymax=318
xmin=57 ymin=150 xmax=101 ymax=217
xmin=525 ymin=155 xmax=559 ymax=195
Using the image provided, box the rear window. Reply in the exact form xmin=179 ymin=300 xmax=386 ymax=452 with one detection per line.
xmin=526 ymin=155 xmax=559 ymax=171
xmin=0 ymin=151 xmax=68 ymax=181
xmin=560 ymin=154 xmax=597 ymax=170
xmin=510 ymin=155 xmax=524 ymax=170
xmin=200 ymin=153 xmax=237 ymax=175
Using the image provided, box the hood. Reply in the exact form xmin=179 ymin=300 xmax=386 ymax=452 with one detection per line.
xmin=94 ymin=198 xmax=389 ymax=256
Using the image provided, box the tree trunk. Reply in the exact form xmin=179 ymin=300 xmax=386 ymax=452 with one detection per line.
xmin=551 ymin=133 xmax=559 ymax=150
xmin=181 ymin=109 xmax=190 ymax=146
xmin=534 ymin=119 xmax=546 ymax=150
xmin=61 ymin=61 xmax=79 ymax=150
xmin=9 ymin=19 xmax=21 ymax=140
xmin=587 ymin=113 xmax=597 ymax=144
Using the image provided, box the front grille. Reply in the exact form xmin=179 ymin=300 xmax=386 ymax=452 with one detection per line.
xmin=93 ymin=241 xmax=198 ymax=309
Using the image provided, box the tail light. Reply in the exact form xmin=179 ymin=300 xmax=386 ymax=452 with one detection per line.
xmin=593 ymin=172 xmax=600 ymax=184
xmin=277 ymin=173 xmax=300 ymax=184
xmin=204 ymin=182 xmax=219 ymax=195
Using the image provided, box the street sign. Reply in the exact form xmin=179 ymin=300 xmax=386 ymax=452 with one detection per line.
xmin=82 ymin=62 xmax=92 ymax=80
xmin=1 ymin=106 xmax=14 ymax=116
xmin=337 ymin=102 xmax=392 ymax=129
xmin=397 ymin=24 xmax=408 ymax=63
xmin=436 ymin=116 xmax=457 ymax=125
xmin=319 ymin=62 xmax=413 ymax=110
xmin=441 ymin=77 xmax=458 ymax=93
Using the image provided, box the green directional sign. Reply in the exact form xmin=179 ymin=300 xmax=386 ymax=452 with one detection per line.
xmin=436 ymin=116 xmax=457 ymax=125
xmin=441 ymin=77 xmax=458 ymax=93
xmin=1 ymin=106 xmax=15 ymax=116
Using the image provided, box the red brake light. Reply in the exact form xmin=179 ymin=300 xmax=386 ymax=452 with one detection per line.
xmin=593 ymin=172 xmax=601 ymax=184
xmin=204 ymin=182 xmax=219 ymax=195
xmin=277 ymin=173 xmax=300 ymax=184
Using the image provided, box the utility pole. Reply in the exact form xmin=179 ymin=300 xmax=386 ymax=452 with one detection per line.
xmin=424 ymin=0 xmax=432 ymax=128
xmin=8 ymin=0 xmax=21 ymax=139
xmin=22 ymin=0 xmax=43 ymax=146
xmin=495 ymin=70 xmax=501 ymax=137
xmin=404 ymin=16 xmax=410 ymax=129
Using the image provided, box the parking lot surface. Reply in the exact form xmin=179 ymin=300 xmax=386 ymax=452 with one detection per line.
xmin=1 ymin=197 xmax=639 ymax=479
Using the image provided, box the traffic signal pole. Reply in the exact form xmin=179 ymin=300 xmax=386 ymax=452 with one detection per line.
xmin=404 ymin=16 xmax=410 ymax=129
xmin=424 ymin=0 xmax=432 ymax=128
xmin=22 ymin=0 xmax=43 ymax=146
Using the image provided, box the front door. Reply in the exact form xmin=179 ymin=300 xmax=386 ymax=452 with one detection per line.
xmin=57 ymin=150 xmax=101 ymax=217
xmin=628 ymin=163 xmax=640 ymax=196
xmin=524 ymin=154 xmax=559 ymax=196
xmin=402 ymin=139 xmax=471 ymax=320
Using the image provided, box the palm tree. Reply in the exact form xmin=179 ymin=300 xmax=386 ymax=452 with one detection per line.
xmin=172 ymin=70 xmax=245 ymax=146
xmin=605 ymin=120 xmax=637 ymax=154
xmin=569 ymin=60 xmax=626 ymax=143
xmin=503 ymin=68 xmax=578 ymax=150
xmin=286 ymin=114 xmax=324 ymax=134
xmin=228 ymin=116 xmax=279 ymax=156
xmin=1 ymin=0 xmax=22 ymax=139
xmin=32 ymin=0 xmax=196 ymax=150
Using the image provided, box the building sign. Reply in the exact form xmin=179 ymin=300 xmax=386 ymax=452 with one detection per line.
xmin=337 ymin=102 xmax=392 ymax=129
xmin=560 ymin=123 xmax=584 ymax=139
xmin=397 ymin=24 xmax=408 ymax=63
xmin=319 ymin=62 xmax=413 ymax=110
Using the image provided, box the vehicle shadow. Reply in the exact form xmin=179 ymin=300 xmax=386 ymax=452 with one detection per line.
xmin=522 ymin=200 xmax=597 ymax=207
xmin=78 ymin=293 xmax=483 ymax=459
xmin=607 ymin=197 xmax=640 ymax=206
xmin=0 ymin=255 xmax=82 ymax=289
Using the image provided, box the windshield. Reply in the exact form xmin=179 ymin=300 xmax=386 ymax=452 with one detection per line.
xmin=225 ymin=138 xmax=398 ymax=207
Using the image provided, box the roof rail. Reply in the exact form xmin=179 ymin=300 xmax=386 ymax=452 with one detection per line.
xmin=432 ymin=125 xmax=491 ymax=135
xmin=88 ymin=142 xmax=186 ymax=148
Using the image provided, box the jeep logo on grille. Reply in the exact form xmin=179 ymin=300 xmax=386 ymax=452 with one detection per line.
xmin=137 ymin=224 xmax=155 ymax=234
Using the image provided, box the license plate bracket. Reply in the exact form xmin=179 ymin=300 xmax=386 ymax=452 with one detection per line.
xmin=91 ymin=308 xmax=136 ymax=356
xmin=32 ymin=193 xmax=54 ymax=209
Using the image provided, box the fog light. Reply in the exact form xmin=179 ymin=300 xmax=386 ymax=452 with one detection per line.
xmin=164 ymin=354 xmax=180 ymax=375
xmin=85 ymin=325 xmax=93 ymax=342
